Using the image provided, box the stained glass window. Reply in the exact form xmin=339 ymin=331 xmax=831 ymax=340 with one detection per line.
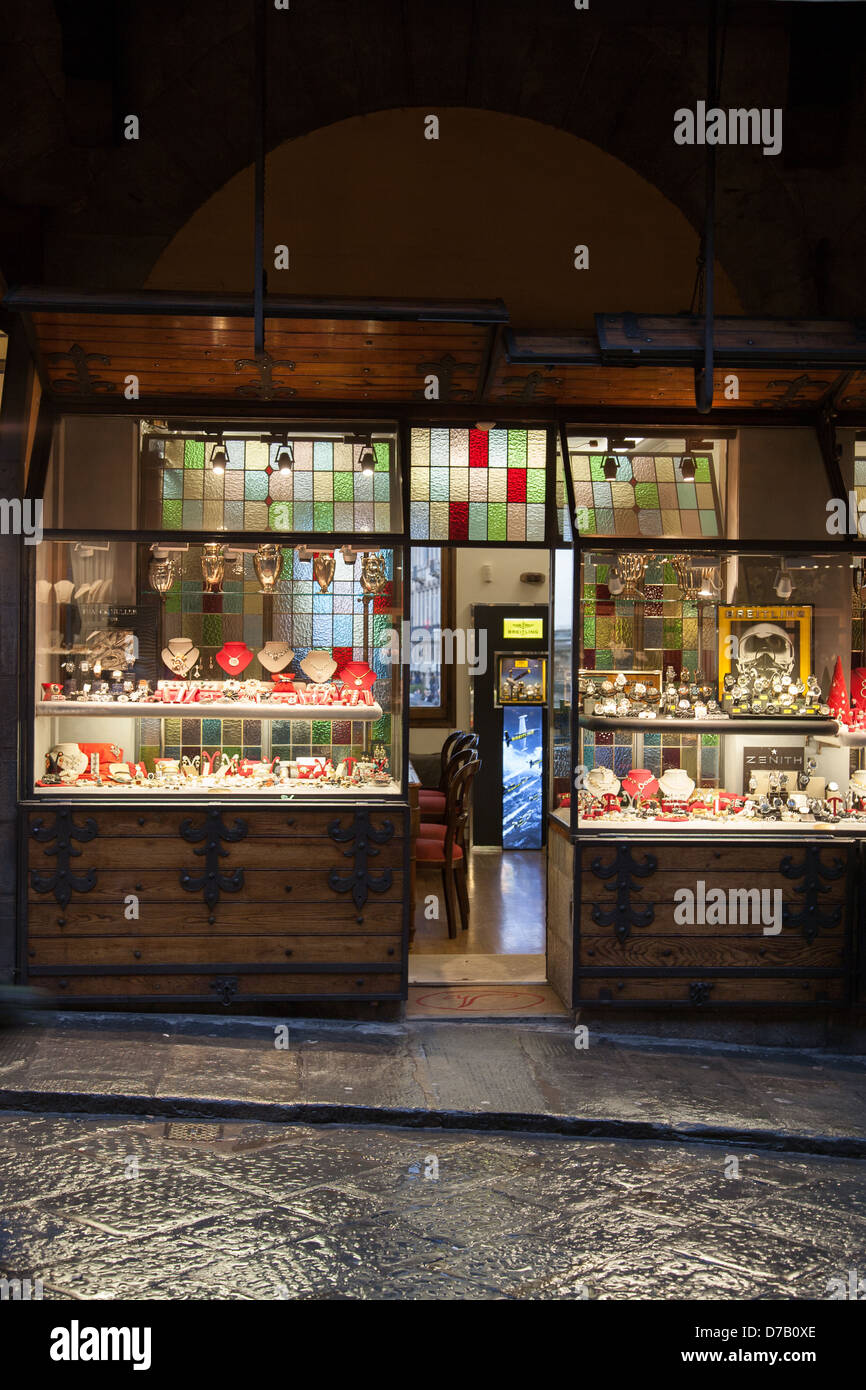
xmin=571 ymin=453 xmax=723 ymax=539
xmin=556 ymin=443 xmax=573 ymax=543
xmin=409 ymin=427 xmax=547 ymax=541
xmin=143 ymin=432 xmax=400 ymax=534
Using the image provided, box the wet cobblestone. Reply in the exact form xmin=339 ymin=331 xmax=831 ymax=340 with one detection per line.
xmin=0 ymin=1115 xmax=864 ymax=1299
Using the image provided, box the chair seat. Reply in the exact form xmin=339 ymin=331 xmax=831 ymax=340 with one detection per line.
xmin=416 ymin=837 xmax=464 ymax=863
xmin=419 ymin=822 xmax=461 ymax=841
xmin=418 ymin=790 xmax=446 ymax=808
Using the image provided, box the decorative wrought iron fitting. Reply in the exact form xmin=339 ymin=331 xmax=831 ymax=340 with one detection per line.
xmin=30 ymin=810 xmax=99 ymax=908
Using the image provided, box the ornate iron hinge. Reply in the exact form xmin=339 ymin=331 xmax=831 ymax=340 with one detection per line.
xmin=30 ymin=810 xmax=99 ymax=908
xmin=780 ymin=846 xmax=845 ymax=944
xmin=327 ymin=809 xmax=394 ymax=913
xmin=209 ymin=976 xmax=240 ymax=1007
xmin=689 ymin=981 xmax=714 ymax=1005
xmin=589 ymin=844 xmax=658 ymax=943
xmin=179 ymin=809 xmax=248 ymax=909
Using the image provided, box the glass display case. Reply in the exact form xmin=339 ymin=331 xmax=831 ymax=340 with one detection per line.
xmin=33 ymin=538 xmax=404 ymax=797
xmin=576 ymin=545 xmax=866 ymax=834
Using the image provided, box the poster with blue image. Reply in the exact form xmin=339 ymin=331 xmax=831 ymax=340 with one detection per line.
xmin=502 ymin=705 xmax=543 ymax=848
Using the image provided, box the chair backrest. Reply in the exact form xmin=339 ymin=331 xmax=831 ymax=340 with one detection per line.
xmin=438 ymin=731 xmax=475 ymax=790
xmin=442 ymin=758 xmax=481 ymax=858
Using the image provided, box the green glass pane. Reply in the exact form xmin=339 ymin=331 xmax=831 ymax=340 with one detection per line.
xmin=374 ymin=441 xmax=390 ymax=472
xmin=202 ymin=615 xmax=223 ymax=646
xmin=507 ymin=431 xmax=528 ymax=468
xmin=311 ymin=720 xmax=331 ymax=744
xmin=313 ymin=502 xmax=334 ymax=529
xmin=633 ymin=482 xmax=659 ymax=508
xmin=333 ymin=472 xmax=355 ymax=501
xmin=526 ymin=469 xmax=545 ymax=502
xmin=694 ymin=456 xmax=711 ymax=482
xmin=162 ymin=499 xmax=183 ymax=529
xmin=184 ymin=439 xmax=205 ymax=470
xmin=589 ymin=456 xmax=606 ymax=480
xmin=488 ymin=504 xmax=506 ymax=540
xmin=268 ymin=501 xmax=292 ymax=530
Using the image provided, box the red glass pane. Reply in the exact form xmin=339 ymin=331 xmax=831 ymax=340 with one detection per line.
xmin=374 ymin=583 xmax=393 ymax=612
xmin=449 ymin=502 xmax=469 ymax=538
xmin=469 ymin=429 xmax=489 ymax=467
xmin=507 ymin=470 xmax=527 ymax=502
xmin=332 ymin=647 xmax=354 ymax=669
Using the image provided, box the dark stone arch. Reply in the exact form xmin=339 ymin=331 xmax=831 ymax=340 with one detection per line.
xmin=1 ymin=0 xmax=864 ymax=314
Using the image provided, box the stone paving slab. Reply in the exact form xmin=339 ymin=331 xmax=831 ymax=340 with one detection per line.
xmin=0 ymin=1114 xmax=864 ymax=1300
xmin=0 ymin=1013 xmax=863 ymax=1154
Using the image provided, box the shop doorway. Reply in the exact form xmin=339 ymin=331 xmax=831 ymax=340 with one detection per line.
xmin=407 ymin=551 xmax=563 ymax=1014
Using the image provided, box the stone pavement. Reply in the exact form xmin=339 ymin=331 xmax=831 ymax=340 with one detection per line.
xmin=0 ymin=1114 xmax=864 ymax=1300
xmin=0 ymin=1012 xmax=864 ymax=1153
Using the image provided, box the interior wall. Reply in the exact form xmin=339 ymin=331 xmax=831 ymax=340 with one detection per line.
xmin=737 ymin=429 xmax=835 ymax=541
xmin=410 ymin=547 xmax=550 ymax=757
xmin=58 ymin=417 xmax=139 ymax=532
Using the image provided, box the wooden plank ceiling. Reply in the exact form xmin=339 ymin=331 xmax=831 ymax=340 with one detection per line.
xmin=11 ymin=294 xmax=866 ymax=413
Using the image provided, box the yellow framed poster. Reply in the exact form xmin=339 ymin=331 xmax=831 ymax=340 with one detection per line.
xmin=717 ymin=605 xmax=812 ymax=697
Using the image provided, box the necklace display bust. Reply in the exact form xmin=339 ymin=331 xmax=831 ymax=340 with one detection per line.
xmin=161 ymin=636 xmax=200 ymax=677
xmin=215 ymin=641 xmax=254 ymax=675
xmin=657 ymin=768 xmax=696 ymax=801
xmin=300 ymin=649 xmax=338 ymax=684
xmin=585 ymin=766 xmax=620 ymax=799
xmin=257 ymin=641 xmax=294 ymax=674
xmin=621 ymin=768 xmax=659 ymax=802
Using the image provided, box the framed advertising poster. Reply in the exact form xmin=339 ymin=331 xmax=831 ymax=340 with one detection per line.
xmin=717 ymin=605 xmax=812 ymax=697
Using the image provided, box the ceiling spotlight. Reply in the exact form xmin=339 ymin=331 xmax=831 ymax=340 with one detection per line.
xmin=603 ymin=455 xmax=618 ymax=480
xmin=607 ymin=565 xmax=624 ymax=596
xmin=475 ymin=420 xmax=497 ymax=432
xmin=359 ymin=440 xmax=376 ymax=475
xmin=211 ymin=439 xmax=228 ymax=475
xmin=276 ymin=441 xmax=294 ymax=474
xmin=680 ymin=453 xmax=696 ymax=481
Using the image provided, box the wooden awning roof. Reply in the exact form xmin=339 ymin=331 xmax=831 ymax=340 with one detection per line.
xmin=5 ymin=289 xmax=866 ymax=418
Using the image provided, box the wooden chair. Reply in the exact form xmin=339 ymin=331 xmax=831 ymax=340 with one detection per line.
xmin=418 ymin=733 xmax=477 ymax=824
xmin=416 ymin=758 xmax=481 ymax=937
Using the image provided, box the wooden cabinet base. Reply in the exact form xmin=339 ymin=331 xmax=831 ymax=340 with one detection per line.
xmin=23 ymin=803 xmax=410 ymax=1008
xmin=36 ymin=971 xmax=403 ymax=1003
